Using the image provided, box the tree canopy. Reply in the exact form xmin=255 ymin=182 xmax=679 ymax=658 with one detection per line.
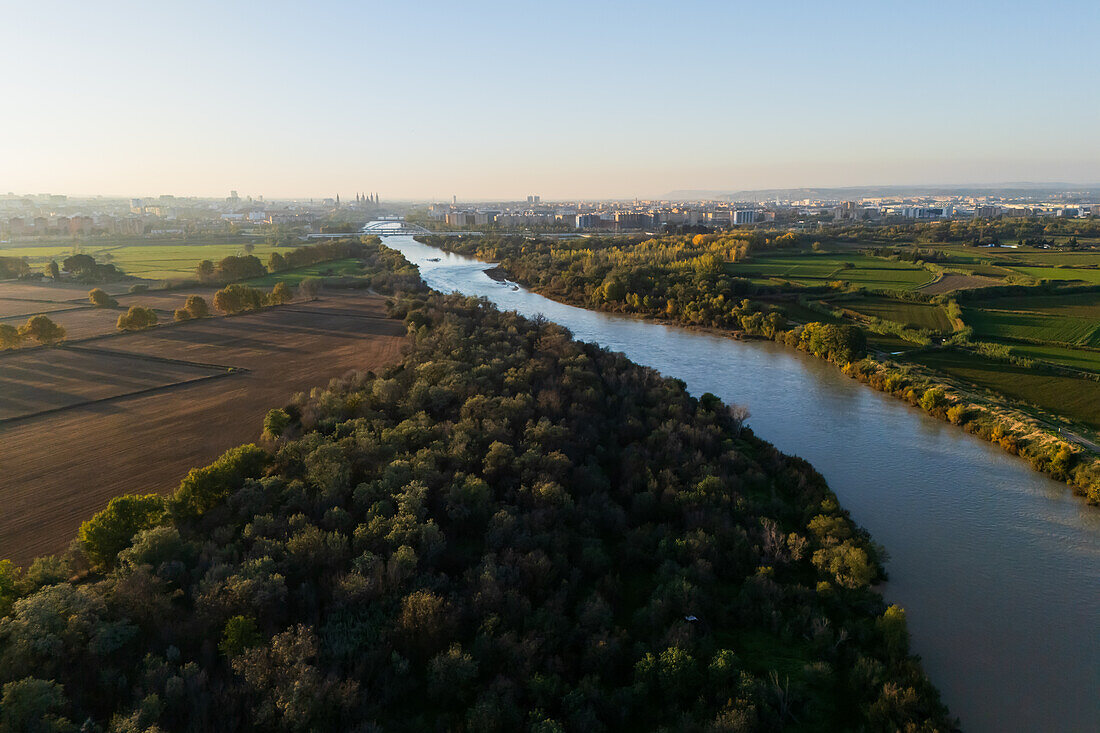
xmin=0 ymin=291 xmax=949 ymax=731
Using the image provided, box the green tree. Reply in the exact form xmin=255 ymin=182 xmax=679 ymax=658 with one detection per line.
xmin=262 ymin=408 xmax=291 ymax=439
xmin=197 ymin=260 xmax=215 ymax=281
xmin=267 ymin=252 xmax=288 ymax=272
xmin=184 ymin=294 xmax=210 ymax=318
xmin=78 ymin=494 xmax=166 ymax=572
xmin=0 ymin=678 xmax=76 ymax=733
xmin=219 ymin=615 xmax=262 ymax=659
xmin=173 ymin=444 xmax=268 ymax=517
xmin=47 ymin=260 xmax=60 ymax=279
xmin=268 ymin=281 xmax=293 ymax=305
xmin=18 ymin=315 xmax=66 ymax=345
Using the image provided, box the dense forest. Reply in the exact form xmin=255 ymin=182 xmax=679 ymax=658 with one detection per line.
xmin=0 ymin=289 xmax=950 ymax=731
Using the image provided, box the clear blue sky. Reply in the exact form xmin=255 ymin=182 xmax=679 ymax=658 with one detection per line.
xmin=2 ymin=0 xmax=1098 ymax=199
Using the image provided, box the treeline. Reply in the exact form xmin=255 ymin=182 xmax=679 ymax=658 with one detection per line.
xmin=825 ymin=218 xmax=1100 ymax=246
xmin=196 ymin=238 xmax=422 ymax=294
xmin=427 ymin=234 xmax=865 ymax=361
xmin=0 ymin=292 xmax=950 ymax=731
xmin=0 ymin=256 xmax=31 ymax=279
xmin=841 ymin=356 xmax=1100 ymax=504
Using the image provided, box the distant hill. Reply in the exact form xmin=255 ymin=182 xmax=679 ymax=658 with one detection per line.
xmin=665 ymin=183 xmax=1100 ymax=202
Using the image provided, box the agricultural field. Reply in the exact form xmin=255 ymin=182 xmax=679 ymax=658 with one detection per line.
xmin=727 ymin=253 xmax=934 ymax=290
xmin=0 ymin=291 xmax=407 ymax=565
xmin=245 ymin=258 xmax=363 ymax=287
xmin=1003 ymin=342 xmax=1100 ymax=373
xmin=0 ymin=347 xmax=227 ymax=420
xmin=961 ymin=307 xmax=1100 ymax=347
xmin=969 ymin=290 xmax=1100 ymax=318
xmin=902 ymin=348 xmax=1100 ymax=430
xmin=918 ymin=273 xmax=1003 ymax=293
xmin=840 ymin=296 xmax=953 ymax=332
xmin=0 ymin=306 xmax=126 ymax=341
xmin=0 ymin=240 xmax=280 ymax=280
xmin=1004 ymin=265 xmax=1100 ymax=284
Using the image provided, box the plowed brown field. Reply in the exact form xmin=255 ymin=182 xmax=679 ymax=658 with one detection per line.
xmin=0 ymin=293 xmax=406 ymax=564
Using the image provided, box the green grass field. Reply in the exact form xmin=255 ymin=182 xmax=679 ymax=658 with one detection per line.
xmin=841 ymin=296 xmax=953 ymax=332
xmin=0 ymin=241 xmax=279 ymax=280
xmin=904 ymin=349 xmax=1100 ymax=429
xmin=1005 ymin=266 xmax=1100 ymax=284
xmin=727 ymin=253 xmax=933 ymax=291
xmin=969 ymin=291 xmax=1100 ymax=318
xmin=245 ymin=259 xmax=365 ymax=287
xmin=1002 ymin=342 xmax=1100 ymax=373
xmin=962 ymin=307 xmax=1100 ymax=347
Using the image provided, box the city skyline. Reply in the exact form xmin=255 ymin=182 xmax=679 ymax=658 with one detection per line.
xmin=2 ymin=0 xmax=1099 ymax=199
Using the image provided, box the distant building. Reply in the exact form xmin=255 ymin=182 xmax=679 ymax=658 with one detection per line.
xmin=732 ymin=210 xmax=758 ymax=225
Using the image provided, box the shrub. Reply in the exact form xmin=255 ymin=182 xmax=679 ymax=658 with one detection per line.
xmin=268 ymin=281 xmax=293 ymax=305
xmin=183 ymin=295 xmax=210 ymax=318
xmin=298 ymin=277 xmax=322 ymax=299
xmin=0 ymin=323 xmax=22 ymax=350
xmin=116 ymin=306 xmax=158 ymax=331
xmin=175 ymin=295 xmax=211 ymax=321
xmin=88 ymin=288 xmax=117 ymax=308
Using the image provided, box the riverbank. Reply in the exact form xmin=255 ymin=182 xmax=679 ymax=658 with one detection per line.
xmin=456 ymin=255 xmax=1100 ymax=506
xmin=385 ymin=234 xmax=1100 ymax=731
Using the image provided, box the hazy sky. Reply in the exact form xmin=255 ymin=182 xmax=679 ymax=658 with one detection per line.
xmin=2 ymin=0 xmax=1098 ymax=200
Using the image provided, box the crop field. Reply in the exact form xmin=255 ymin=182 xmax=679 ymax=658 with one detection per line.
xmin=727 ymin=253 xmax=934 ymax=290
xmin=918 ymin=273 xmax=1003 ymax=293
xmin=962 ymin=307 xmax=1100 ymax=347
xmin=0 ymin=298 xmax=83 ymax=318
xmin=0 ymin=280 xmax=131 ymax=300
xmin=969 ymin=291 xmax=1100 ymax=318
xmin=0 ymin=292 xmax=407 ymax=565
xmin=112 ymin=287 xmax=221 ymax=312
xmin=1 ymin=241 xmax=280 ymax=280
xmin=1003 ymin=342 xmax=1100 ymax=373
xmin=245 ymin=258 xmax=364 ymax=287
xmin=0 ymin=347 xmax=226 ymax=420
xmin=1006 ymin=266 xmax=1100 ymax=284
xmin=0 ymin=306 xmax=128 ymax=341
xmin=903 ymin=349 xmax=1100 ymax=429
xmin=841 ymin=296 xmax=953 ymax=332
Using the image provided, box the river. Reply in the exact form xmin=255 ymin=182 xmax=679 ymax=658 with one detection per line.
xmin=382 ymin=235 xmax=1100 ymax=732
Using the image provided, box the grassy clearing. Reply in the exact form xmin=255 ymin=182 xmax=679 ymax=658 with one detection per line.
xmin=842 ymin=297 xmax=953 ymax=332
xmin=962 ymin=307 xmax=1100 ymax=347
xmin=903 ymin=349 xmax=1100 ymax=429
xmin=728 ymin=253 xmax=933 ymax=291
xmin=244 ymin=259 xmax=365 ymax=287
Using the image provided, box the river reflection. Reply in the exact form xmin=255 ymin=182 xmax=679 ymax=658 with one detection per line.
xmin=383 ymin=235 xmax=1100 ymax=732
